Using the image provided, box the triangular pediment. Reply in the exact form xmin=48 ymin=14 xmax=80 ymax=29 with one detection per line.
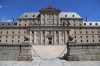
xmin=39 ymin=5 xmax=61 ymax=13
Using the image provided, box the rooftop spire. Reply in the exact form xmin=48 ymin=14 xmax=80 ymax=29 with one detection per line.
xmin=86 ymin=16 xmax=88 ymax=22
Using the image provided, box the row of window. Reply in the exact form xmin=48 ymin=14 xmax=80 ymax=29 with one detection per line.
xmin=84 ymin=23 xmax=98 ymax=25
xmin=75 ymin=39 xmax=100 ymax=42
xmin=74 ymin=31 xmax=100 ymax=34
xmin=2 ymin=23 xmax=17 ymax=25
xmin=75 ymin=36 xmax=100 ymax=38
xmin=65 ymin=15 xmax=75 ymax=17
xmin=0 ymin=40 xmax=20 ymax=42
xmin=0 ymin=28 xmax=26 ymax=29
xmin=19 ymin=20 xmax=40 ymax=22
xmin=0 ymin=31 xmax=25 ymax=34
xmin=0 ymin=36 xmax=20 ymax=38
xmin=25 ymin=15 xmax=35 ymax=17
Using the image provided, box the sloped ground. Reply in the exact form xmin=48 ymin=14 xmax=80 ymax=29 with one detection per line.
xmin=31 ymin=45 xmax=67 ymax=59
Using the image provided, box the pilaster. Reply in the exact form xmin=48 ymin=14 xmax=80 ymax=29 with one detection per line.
xmin=29 ymin=31 xmax=32 ymax=42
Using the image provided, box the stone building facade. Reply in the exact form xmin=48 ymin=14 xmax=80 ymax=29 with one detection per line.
xmin=0 ymin=6 xmax=100 ymax=44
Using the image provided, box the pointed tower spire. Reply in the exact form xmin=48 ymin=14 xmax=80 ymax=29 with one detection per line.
xmin=86 ymin=16 xmax=88 ymax=22
xmin=12 ymin=16 xmax=14 ymax=22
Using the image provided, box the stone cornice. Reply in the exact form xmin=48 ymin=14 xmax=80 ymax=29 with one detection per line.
xmin=17 ymin=18 xmax=40 ymax=20
xmin=0 ymin=26 xmax=100 ymax=29
xmin=60 ymin=18 xmax=83 ymax=20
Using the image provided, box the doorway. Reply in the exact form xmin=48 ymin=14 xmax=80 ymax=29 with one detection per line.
xmin=48 ymin=38 xmax=52 ymax=45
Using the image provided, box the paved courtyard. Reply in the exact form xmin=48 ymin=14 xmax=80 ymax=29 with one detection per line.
xmin=0 ymin=60 xmax=100 ymax=66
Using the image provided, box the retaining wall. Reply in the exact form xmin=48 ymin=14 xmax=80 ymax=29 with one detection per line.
xmin=0 ymin=43 xmax=32 ymax=61
xmin=67 ymin=43 xmax=100 ymax=61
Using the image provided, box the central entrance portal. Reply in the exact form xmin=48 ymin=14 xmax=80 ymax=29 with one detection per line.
xmin=48 ymin=38 xmax=52 ymax=45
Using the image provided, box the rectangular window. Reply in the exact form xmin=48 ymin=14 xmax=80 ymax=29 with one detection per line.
xmin=67 ymin=31 xmax=69 ymax=34
xmin=7 ymin=31 xmax=8 ymax=34
xmin=99 ymin=40 xmax=100 ymax=42
xmin=80 ymin=24 xmax=81 ymax=26
xmin=12 ymin=40 xmax=13 ymax=42
xmin=80 ymin=36 xmax=82 ymax=38
xmin=86 ymin=31 xmax=88 ymax=34
xmin=81 ymin=40 xmax=82 ymax=42
xmin=13 ymin=31 xmax=14 ymax=34
xmin=2 ymin=23 xmax=4 ymax=25
xmin=80 ymin=31 xmax=82 ymax=34
xmin=93 ymin=40 xmax=94 ymax=42
xmin=86 ymin=36 xmax=88 ymax=38
xmin=6 ymin=36 xmax=8 ymax=38
xmin=75 ymin=40 xmax=76 ymax=42
xmin=0 ymin=36 xmax=1 ymax=38
xmin=8 ymin=23 xmax=10 ymax=25
xmin=56 ymin=31 xmax=58 ymax=34
xmin=98 ymin=36 xmax=100 ymax=38
xmin=12 ymin=36 xmax=14 ymax=38
xmin=18 ymin=31 xmax=20 ymax=34
xmin=18 ymin=40 xmax=19 ymax=42
xmin=75 ymin=36 xmax=76 ymax=38
xmin=18 ymin=36 xmax=20 ymax=38
xmin=92 ymin=31 xmax=94 ymax=33
xmin=6 ymin=40 xmax=7 ymax=42
xmin=23 ymin=31 xmax=25 ymax=34
xmin=74 ymin=31 xmax=76 ymax=34
xmin=25 ymin=24 xmax=26 ymax=26
xmin=1 ymin=31 xmax=2 ymax=34
xmin=87 ymin=40 xmax=88 ymax=42
xmin=92 ymin=36 xmax=94 ymax=38
xmin=19 ymin=24 xmax=21 ymax=26
xmin=19 ymin=20 xmax=21 ymax=22
xmin=0 ymin=40 xmax=1 ymax=42
xmin=98 ymin=31 xmax=99 ymax=33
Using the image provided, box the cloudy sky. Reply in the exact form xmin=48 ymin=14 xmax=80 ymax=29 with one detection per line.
xmin=0 ymin=0 xmax=100 ymax=22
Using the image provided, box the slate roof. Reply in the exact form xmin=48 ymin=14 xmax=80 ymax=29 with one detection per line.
xmin=18 ymin=12 xmax=82 ymax=19
xmin=0 ymin=22 xmax=17 ymax=27
xmin=83 ymin=22 xmax=100 ymax=26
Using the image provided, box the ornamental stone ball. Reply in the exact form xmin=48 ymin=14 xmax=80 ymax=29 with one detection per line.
xmin=24 ymin=35 xmax=30 ymax=41
xmin=68 ymin=35 xmax=74 ymax=41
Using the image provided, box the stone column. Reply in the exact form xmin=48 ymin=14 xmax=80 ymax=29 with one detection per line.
xmin=53 ymin=31 xmax=56 ymax=44
xmin=40 ymin=31 xmax=42 ymax=44
xmin=44 ymin=31 xmax=46 ymax=45
xmin=64 ymin=31 xmax=67 ymax=44
xmin=33 ymin=31 xmax=35 ymax=44
xmin=30 ymin=31 xmax=32 ymax=42
xmin=58 ymin=31 xmax=60 ymax=44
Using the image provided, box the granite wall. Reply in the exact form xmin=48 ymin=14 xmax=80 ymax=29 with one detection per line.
xmin=0 ymin=43 xmax=32 ymax=61
xmin=66 ymin=43 xmax=100 ymax=61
